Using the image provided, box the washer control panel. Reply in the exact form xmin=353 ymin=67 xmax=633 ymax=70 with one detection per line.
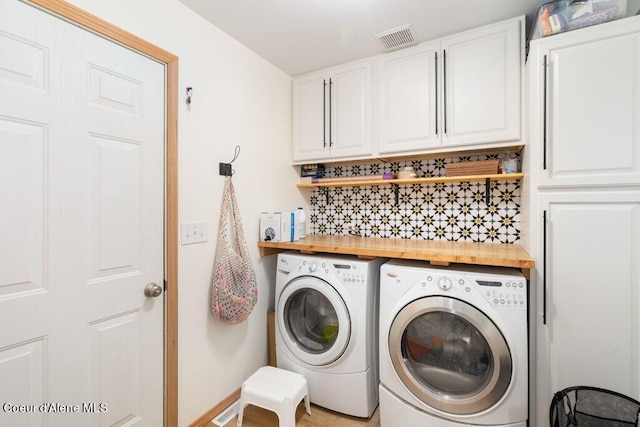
xmin=478 ymin=280 xmax=527 ymax=310
xmin=335 ymin=263 xmax=366 ymax=285
xmin=295 ymin=259 xmax=368 ymax=285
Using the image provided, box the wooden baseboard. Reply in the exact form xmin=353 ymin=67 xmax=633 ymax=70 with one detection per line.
xmin=188 ymin=388 xmax=241 ymax=427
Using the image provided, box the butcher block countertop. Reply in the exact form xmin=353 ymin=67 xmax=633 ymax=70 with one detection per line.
xmin=257 ymin=234 xmax=534 ymax=275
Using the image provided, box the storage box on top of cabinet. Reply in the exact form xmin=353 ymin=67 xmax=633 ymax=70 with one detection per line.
xmin=530 ymin=0 xmax=627 ymax=40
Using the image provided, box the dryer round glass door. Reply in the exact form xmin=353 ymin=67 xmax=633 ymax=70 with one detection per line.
xmin=388 ymin=296 xmax=511 ymax=415
xmin=277 ymin=277 xmax=351 ymax=366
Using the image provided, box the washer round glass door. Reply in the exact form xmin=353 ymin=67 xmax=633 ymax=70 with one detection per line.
xmin=277 ymin=277 xmax=351 ymax=366
xmin=389 ymin=296 xmax=511 ymax=415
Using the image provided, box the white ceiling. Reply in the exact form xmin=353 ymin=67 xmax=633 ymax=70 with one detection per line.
xmin=179 ymin=0 xmax=547 ymax=76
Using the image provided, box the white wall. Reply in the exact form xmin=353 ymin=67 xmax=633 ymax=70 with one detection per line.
xmin=64 ymin=1 xmax=304 ymax=425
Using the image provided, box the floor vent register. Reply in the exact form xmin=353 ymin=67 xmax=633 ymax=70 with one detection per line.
xmin=211 ymin=399 xmax=240 ymax=426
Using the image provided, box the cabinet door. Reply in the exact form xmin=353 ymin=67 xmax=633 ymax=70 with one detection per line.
xmin=532 ymin=19 xmax=640 ymax=187
xmin=536 ymin=191 xmax=640 ymax=424
xmin=293 ymin=72 xmax=328 ymax=162
xmin=378 ymin=42 xmax=440 ymax=154
xmin=441 ymin=18 xmax=521 ymax=147
xmin=329 ymin=60 xmax=372 ymax=159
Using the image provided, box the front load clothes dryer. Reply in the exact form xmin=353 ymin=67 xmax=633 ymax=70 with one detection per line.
xmin=379 ymin=260 xmax=528 ymax=427
xmin=275 ymin=252 xmax=385 ymax=418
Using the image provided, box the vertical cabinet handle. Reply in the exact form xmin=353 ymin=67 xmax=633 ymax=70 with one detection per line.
xmin=443 ymin=49 xmax=447 ymax=135
xmin=329 ymin=78 xmax=333 ymax=147
xmin=543 ymin=210 xmax=548 ymax=325
xmin=323 ymin=79 xmax=327 ymax=148
xmin=435 ymin=51 xmax=438 ymax=136
xmin=543 ymin=55 xmax=548 ymax=170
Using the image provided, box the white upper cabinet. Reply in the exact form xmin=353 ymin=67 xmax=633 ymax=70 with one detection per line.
xmin=329 ymin=62 xmax=373 ymax=159
xmin=293 ymin=72 xmax=327 ymax=161
xmin=293 ymin=60 xmax=372 ymax=163
xmin=377 ymin=16 xmax=522 ymax=156
xmin=441 ymin=18 xmax=521 ymax=147
xmin=293 ymin=16 xmax=523 ymax=163
xmin=529 ymin=18 xmax=640 ymax=188
xmin=378 ymin=42 xmax=441 ymax=154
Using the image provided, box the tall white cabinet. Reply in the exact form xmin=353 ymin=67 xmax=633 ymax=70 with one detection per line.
xmin=526 ymin=15 xmax=640 ymax=426
xmin=377 ymin=16 xmax=522 ymax=155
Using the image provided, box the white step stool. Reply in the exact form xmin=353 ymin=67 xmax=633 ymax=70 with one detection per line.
xmin=237 ymin=366 xmax=311 ymax=427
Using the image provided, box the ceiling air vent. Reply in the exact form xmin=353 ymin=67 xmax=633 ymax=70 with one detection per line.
xmin=375 ymin=24 xmax=418 ymax=52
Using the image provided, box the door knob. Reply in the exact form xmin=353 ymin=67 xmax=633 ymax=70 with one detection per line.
xmin=144 ymin=283 xmax=163 ymax=298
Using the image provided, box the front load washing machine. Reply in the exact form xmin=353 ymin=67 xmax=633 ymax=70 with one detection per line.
xmin=379 ymin=260 xmax=528 ymax=427
xmin=275 ymin=252 xmax=385 ymax=418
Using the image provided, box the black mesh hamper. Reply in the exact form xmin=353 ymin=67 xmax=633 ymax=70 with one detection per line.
xmin=550 ymin=386 xmax=640 ymax=427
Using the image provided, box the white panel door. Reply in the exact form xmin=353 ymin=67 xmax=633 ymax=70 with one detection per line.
xmin=377 ymin=42 xmax=440 ymax=154
xmin=328 ymin=60 xmax=372 ymax=159
xmin=441 ymin=18 xmax=521 ymax=147
xmin=293 ymin=72 xmax=328 ymax=162
xmin=536 ymin=23 xmax=640 ymax=187
xmin=536 ymin=191 xmax=640 ymax=425
xmin=0 ymin=1 xmax=164 ymax=426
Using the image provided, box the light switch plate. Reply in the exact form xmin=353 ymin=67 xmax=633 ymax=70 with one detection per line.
xmin=181 ymin=222 xmax=208 ymax=245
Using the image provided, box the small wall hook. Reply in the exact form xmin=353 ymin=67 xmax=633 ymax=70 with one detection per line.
xmin=186 ymin=87 xmax=193 ymax=105
xmin=219 ymin=145 xmax=241 ymax=176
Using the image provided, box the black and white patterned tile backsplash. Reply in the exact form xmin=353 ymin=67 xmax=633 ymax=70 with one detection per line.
xmin=308 ymin=152 xmax=521 ymax=244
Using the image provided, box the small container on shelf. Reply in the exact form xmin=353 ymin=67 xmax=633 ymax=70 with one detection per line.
xmin=397 ymin=166 xmax=417 ymax=180
xmin=530 ymin=0 xmax=627 ymax=40
xmin=500 ymin=149 xmax=519 ymax=174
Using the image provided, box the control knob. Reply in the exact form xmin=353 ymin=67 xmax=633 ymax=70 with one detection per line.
xmin=309 ymin=261 xmax=318 ymax=273
xmin=437 ymin=276 xmax=453 ymax=291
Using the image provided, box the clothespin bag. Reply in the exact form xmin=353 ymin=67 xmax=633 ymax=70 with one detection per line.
xmin=211 ymin=178 xmax=257 ymax=324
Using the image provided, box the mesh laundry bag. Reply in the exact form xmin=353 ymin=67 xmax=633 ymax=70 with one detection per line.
xmin=550 ymin=386 xmax=640 ymax=427
xmin=210 ymin=177 xmax=258 ymax=324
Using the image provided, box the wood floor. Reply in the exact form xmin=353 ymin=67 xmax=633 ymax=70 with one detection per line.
xmin=229 ymin=402 xmax=380 ymax=427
